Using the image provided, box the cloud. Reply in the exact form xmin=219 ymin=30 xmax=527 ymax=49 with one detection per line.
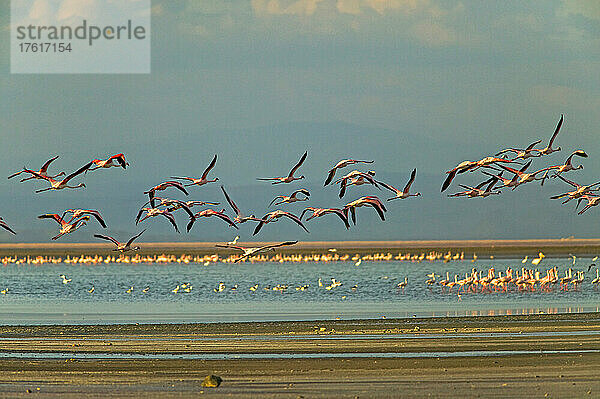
xmin=559 ymin=0 xmax=600 ymax=20
xmin=252 ymin=0 xmax=326 ymax=16
xmin=56 ymin=0 xmax=97 ymax=21
xmin=411 ymin=20 xmax=457 ymax=46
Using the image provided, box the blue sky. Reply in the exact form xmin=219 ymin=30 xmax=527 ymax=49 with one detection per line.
xmin=1 ymin=0 xmax=600 ymax=242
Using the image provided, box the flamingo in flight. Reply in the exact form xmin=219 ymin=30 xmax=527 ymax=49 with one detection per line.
xmin=144 ymin=181 xmax=189 ymax=207
xmin=136 ymin=208 xmax=181 ymax=233
xmin=61 ymin=209 xmax=107 ymax=228
xmin=495 ymin=140 xmax=542 ymax=160
xmin=171 ymin=155 xmax=219 ymax=188
xmin=89 ymin=153 xmax=129 ymax=171
xmin=189 ymin=209 xmax=238 ymax=231
xmin=215 ymin=240 xmax=298 ymax=263
xmin=378 ymin=168 xmax=421 ymax=201
xmin=0 ymin=217 xmax=16 ymax=235
xmin=343 ymin=196 xmax=387 ymax=225
xmin=257 ymin=151 xmax=307 ymax=184
xmin=498 ymin=163 xmax=552 ymax=189
xmin=324 ymin=159 xmax=374 ymax=186
xmin=577 ymin=195 xmax=600 ymax=215
xmin=448 ymin=176 xmax=500 ymax=198
xmin=220 ymin=186 xmax=263 ymax=224
xmin=28 ymin=161 xmax=92 ymax=193
xmin=94 ymin=229 xmax=146 ymax=252
xmin=300 ymin=207 xmax=350 ymax=229
xmin=545 ymin=150 xmax=587 ymax=178
xmin=336 ymin=170 xmax=380 ymax=198
xmin=441 ymin=157 xmax=518 ymax=192
xmin=38 ymin=213 xmax=90 ymax=240
xmin=136 ymin=197 xmax=196 ymax=225
xmin=535 ymin=114 xmax=564 ymax=156
xmin=550 ymin=175 xmax=600 ymax=204
xmin=269 ymin=189 xmax=310 ymax=206
xmin=8 ymin=155 xmax=65 ymax=182
xmin=253 ymin=210 xmax=309 ymax=235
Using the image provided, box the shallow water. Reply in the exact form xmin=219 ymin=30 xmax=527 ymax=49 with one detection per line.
xmin=0 ymin=259 xmax=598 ymax=324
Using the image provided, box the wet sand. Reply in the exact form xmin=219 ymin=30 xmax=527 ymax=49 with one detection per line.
xmin=1 ymin=314 xmax=600 ymax=397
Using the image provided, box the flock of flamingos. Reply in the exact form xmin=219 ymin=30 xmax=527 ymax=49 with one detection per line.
xmin=0 ymin=114 xmax=599 ymax=268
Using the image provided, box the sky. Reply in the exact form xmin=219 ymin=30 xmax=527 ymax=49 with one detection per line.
xmin=1 ymin=0 xmax=600 ymax=242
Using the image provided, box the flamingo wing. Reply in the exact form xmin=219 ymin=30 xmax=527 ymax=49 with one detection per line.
xmin=39 ymin=155 xmax=60 ymax=174
xmin=201 ymin=154 xmax=218 ymax=180
xmin=288 ymin=151 xmax=307 ymax=177
xmin=94 ymin=234 xmax=121 ymax=246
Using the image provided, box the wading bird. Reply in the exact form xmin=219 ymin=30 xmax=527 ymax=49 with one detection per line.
xmin=144 ymin=181 xmax=189 ymax=207
xmin=216 ymin=240 xmax=298 ymax=263
xmin=441 ymin=157 xmax=519 ymax=192
xmin=378 ymin=168 xmax=421 ymax=201
xmin=448 ymin=176 xmax=500 ymax=198
xmin=89 ymin=153 xmax=129 ymax=170
xmin=257 ymin=151 xmax=307 ymax=184
xmin=550 ymin=175 xmax=600 ymax=204
xmin=337 ymin=171 xmax=380 ymax=198
xmin=495 ymin=140 xmax=542 ymax=160
xmin=0 ymin=217 xmax=16 ymax=235
xmin=136 ymin=208 xmax=180 ymax=233
xmin=300 ymin=207 xmax=350 ymax=229
xmin=8 ymin=155 xmax=65 ymax=182
xmin=577 ymin=195 xmax=600 ymax=215
xmin=220 ymin=186 xmax=263 ymax=224
xmin=269 ymin=189 xmax=310 ymax=206
xmin=171 ymin=155 xmax=219 ymax=188
xmin=535 ymin=114 xmax=564 ymax=156
xmin=499 ymin=164 xmax=552 ymax=189
xmin=38 ymin=213 xmax=90 ymax=240
xmin=189 ymin=209 xmax=238 ymax=231
xmin=30 ymin=161 xmax=92 ymax=193
xmin=94 ymin=229 xmax=146 ymax=252
xmin=324 ymin=159 xmax=374 ymax=186
xmin=61 ymin=209 xmax=107 ymax=228
xmin=343 ymin=196 xmax=387 ymax=224
xmin=253 ymin=210 xmax=309 ymax=235
xmin=546 ymin=150 xmax=588 ymax=178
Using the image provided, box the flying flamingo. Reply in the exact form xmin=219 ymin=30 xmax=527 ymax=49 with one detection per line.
xmin=28 ymin=161 xmax=92 ymax=193
xmin=498 ymin=163 xmax=552 ymax=189
xmin=378 ymin=168 xmax=421 ymax=201
xmin=171 ymin=155 xmax=219 ymax=187
xmin=545 ymin=150 xmax=588 ymax=178
xmin=441 ymin=157 xmax=519 ymax=192
xmin=215 ymin=240 xmax=298 ymax=263
xmin=89 ymin=153 xmax=129 ymax=170
xmin=0 ymin=217 xmax=16 ymax=235
xmin=535 ymin=114 xmax=564 ymax=156
xmin=324 ymin=159 xmax=374 ymax=186
xmin=577 ymin=195 xmax=600 ymax=215
xmin=94 ymin=229 xmax=146 ymax=252
xmin=257 ymin=151 xmax=307 ymax=184
xmin=448 ymin=176 xmax=500 ymax=198
xmin=253 ymin=210 xmax=309 ymax=235
xmin=61 ymin=209 xmax=107 ymax=228
xmin=8 ymin=155 xmax=65 ymax=182
xmin=144 ymin=181 xmax=189 ymax=207
xmin=220 ymin=186 xmax=263 ymax=224
xmin=38 ymin=213 xmax=90 ymax=240
xmin=269 ymin=189 xmax=310 ymax=206
xmin=189 ymin=209 xmax=238 ymax=231
xmin=136 ymin=208 xmax=181 ymax=233
xmin=495 ymin=140 xmax=543 ymax=160
xmin=299 ymin=207 xmax=350 ymax=229
xmin=337 ymin=171 xmax=380 ymax=198
xmin=550 ymin=175 xmax=600 ymax=204
xmin=343 ymin=196 xmax=387 ymax=224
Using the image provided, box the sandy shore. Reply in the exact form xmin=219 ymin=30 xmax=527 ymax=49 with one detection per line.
xmin=1 ymin=314 xmax=600 ymax=397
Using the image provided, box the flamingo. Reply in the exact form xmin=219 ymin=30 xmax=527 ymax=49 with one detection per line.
xmin=324 ymin=159 xmax=374 ymax=186
xmin=171 ymin=155 xmax=219 ymax=187
xmin=495 ymin=140 xmax=543 ymax=160
xmin=546 ymin=150 xmax=588 ymax=178
xmin=144 ymin=181 xmax=189 ymax=207
xmin=337 ymin=171 xmax=380 ymax=198
xmin=215 ymin=241 xmax=298 ymax=263
xmin=550 ymin=175 xmax=600 ymax=204
xmin=448 ymin=176 xmax=500 ymax=198
xmin=38 ymin=213 xmax=90 ymax=240
xmin=269 ymin=189 xmax=310 ymax=206
xmin=61 ymin=209 xmax=107 ymax=228
xmin=220 ymin=186 xmax=263 ymax=224
xmin=29 ymin=161 xmax=92 ymax=193
xmin=441 ymin=157 xmax=519 ymax=192
xmin=577 ymin=195 xmax=600 ymax=215
xmin=343 ymin=196 xmax=387 ymax=224
xmin=189 ymin=209 xmax=238 ymax=230
xmin=94 ymin=229 xmax=146 ymax=252
xmin=300 ymin=207 xmax=350 ymax=229
xmin=257 ymin=151 xmax=307 ymax=184
xmin=535 ymin=114 xmax=564 ymax=156
xmin=0 ymin=217 xmax=16 ymax=235
xmin=378 ymin=168 xmax=421 ymax=201
xmin=252 ymin=210 xmax=309 ymax=235
xmin=498 ymin=163 xmax=552 ymax=189
xmin=136 ymin=208 xmax=180 ymax=233
xmin=89 ymin=153 xmax=129 ymax=170
xmin=8 ymin=155 xmax=65 ymax=182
